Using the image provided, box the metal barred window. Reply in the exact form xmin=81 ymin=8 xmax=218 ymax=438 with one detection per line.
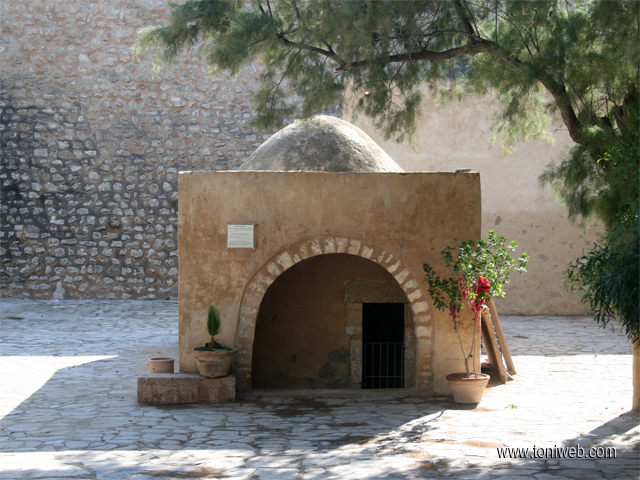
xmin=362 ymin=342 xmax=405 ymax=389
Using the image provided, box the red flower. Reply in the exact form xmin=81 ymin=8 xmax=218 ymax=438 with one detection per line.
xmin=474 ymin=276 xmax=491 ymax=295
xmin=457 ymin=276 xmax=470 ymax=299
xmin=449 ymin=304 xmax=462 ymax=323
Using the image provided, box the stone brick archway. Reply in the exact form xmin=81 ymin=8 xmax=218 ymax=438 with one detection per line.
xmin=234 ymin=235 xmax=434 ymax=392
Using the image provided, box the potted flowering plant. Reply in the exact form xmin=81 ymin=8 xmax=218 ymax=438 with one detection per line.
xmin=423 ymin=231 xmax=528 ymax=403
xmin=193 ymin=305 xmax=236 ymax=378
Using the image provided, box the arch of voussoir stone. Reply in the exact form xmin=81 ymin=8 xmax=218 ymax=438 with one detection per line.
xmin=233 ymin=235 xmax=434 ymax=392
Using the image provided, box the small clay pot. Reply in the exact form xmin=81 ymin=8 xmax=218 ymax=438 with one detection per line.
xmin=149 ymin=357 xmax=175 ymax=374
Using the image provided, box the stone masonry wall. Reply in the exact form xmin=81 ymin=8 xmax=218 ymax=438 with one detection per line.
xmin=1 ymin=0 xmax=286 ymax=299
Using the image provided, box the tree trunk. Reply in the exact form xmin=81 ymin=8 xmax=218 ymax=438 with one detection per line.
xmin=633 ymin=340 xmax=639 ymax=411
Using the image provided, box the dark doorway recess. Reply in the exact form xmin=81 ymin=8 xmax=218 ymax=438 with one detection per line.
xmin=362 ymin=303 xmax=405 ymax=389
xmin=252 ymin=254 xmax=396 ymax=389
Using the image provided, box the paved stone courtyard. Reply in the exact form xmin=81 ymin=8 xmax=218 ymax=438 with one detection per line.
xmin=1 ymin=300 xmax=638 ymax=479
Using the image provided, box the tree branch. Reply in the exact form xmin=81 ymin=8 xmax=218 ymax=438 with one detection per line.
xmin=275 ymin=15 xmax=584 ymax=145
xmin=276 ymin=33 xmax=337 ymax=61
xmin=453 ymin=0 xmax=478 ymax=37
xmin=337 ymin=39 xmax=500 ymax=71
xmin=538 ymin=73 xmax=583 ymax=144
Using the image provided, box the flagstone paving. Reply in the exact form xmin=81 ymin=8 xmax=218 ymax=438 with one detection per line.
xmin=1 ymin=300 xmax=638 ymax=479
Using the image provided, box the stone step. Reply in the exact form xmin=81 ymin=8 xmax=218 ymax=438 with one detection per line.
xmin=137 ymin=373 xmax=235 ymax=404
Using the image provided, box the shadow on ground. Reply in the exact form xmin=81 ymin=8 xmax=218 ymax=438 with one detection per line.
xmin=1 ymin=301 xmax=638 ymax=479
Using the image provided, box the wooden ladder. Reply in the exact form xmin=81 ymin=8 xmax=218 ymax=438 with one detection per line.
xmin=480 ymin=297 xmax=516 ymax=384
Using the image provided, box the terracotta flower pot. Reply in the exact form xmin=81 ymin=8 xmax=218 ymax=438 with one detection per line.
xmin=193 ymin=349 xmax=236 ymax=378
xmin=446 ymin=373 xmax=490 ymax=404
xmin=149 ymin=357 xmax=174 ymax=374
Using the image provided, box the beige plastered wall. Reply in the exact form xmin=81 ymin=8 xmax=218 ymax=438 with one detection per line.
xmin=178 ymin=170 xmax=481 ymax=393
xmin=349 ymin=92 xmax=604 ymax=315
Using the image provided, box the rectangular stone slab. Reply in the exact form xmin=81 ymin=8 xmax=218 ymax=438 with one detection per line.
xmin=137 ymin=373 xmax=236 ymax=404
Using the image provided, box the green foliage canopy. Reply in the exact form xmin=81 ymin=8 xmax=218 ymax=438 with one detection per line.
xmin=136 ymin=1 xmax=638 ymax=225
xmin=568 ymin=218 xmax=639 ymax=344
xmin=135 ymin=0 xmax=638 ymax=148
xmin=564 ymin=115 xmax=639 ymax=344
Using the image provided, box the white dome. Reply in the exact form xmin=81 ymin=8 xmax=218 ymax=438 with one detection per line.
xmin=239 ymin=116 xmax=404 ymax=172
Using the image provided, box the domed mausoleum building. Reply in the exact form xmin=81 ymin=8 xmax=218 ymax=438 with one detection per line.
xmin=178 ymin=116 xmax=481 ymax=395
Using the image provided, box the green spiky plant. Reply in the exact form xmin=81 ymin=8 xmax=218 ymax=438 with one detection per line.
xmin=206 ymin=305 xmax=222 ymax=349
xmin=195 ymin=305 xmax=232 ymax=351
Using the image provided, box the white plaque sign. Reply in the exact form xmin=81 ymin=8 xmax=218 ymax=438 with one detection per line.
xmin=227 ymin=223 xmax=255 ymax=249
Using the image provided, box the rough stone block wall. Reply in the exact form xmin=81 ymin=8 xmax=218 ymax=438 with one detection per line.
xmin=1 ymin=0 xmax=283 ymax=299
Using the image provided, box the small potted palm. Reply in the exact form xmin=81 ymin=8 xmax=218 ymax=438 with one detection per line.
xmin=193 ymin=305 xmax=236 ymax=378
xmin=424 ymin=231 xmax=528 ymax=403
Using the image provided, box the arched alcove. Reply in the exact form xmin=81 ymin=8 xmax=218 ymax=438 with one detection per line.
xmin=251 ymin=253 xmax=415 ymax=390
xmin=234 ymin=235 xmax=433 ymax=392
